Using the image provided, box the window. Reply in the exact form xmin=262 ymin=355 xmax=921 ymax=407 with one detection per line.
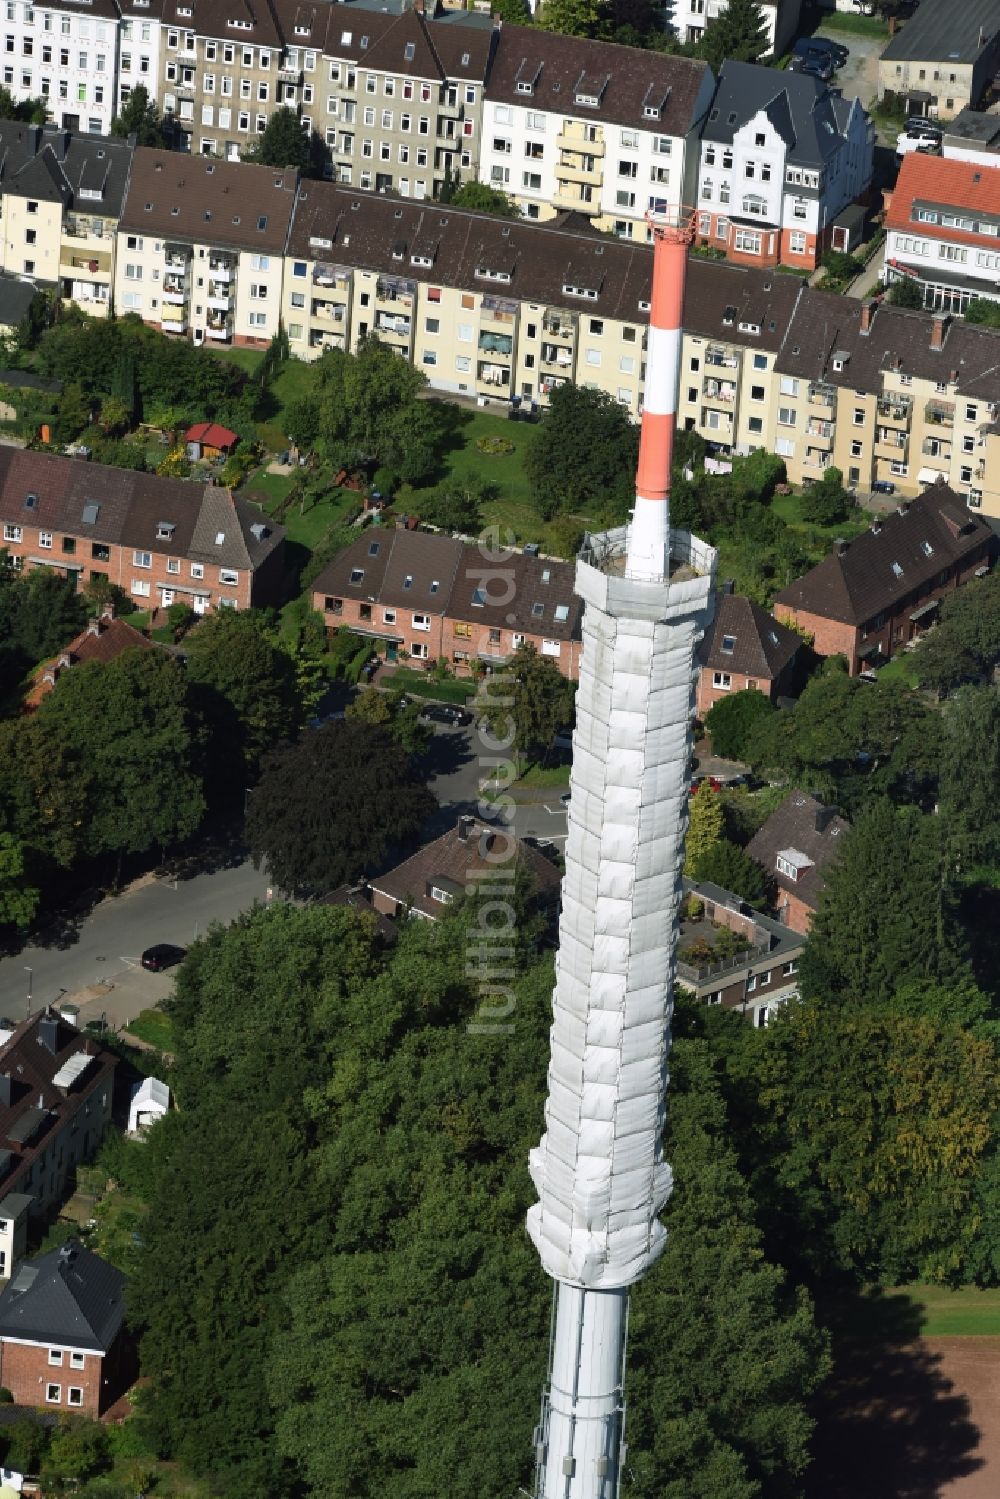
xmin=2 ymin=524 xmax=20 ymax=543
xmin=133 ymin=549 xmax=151 ymax=568
xmin=410 ymin=641 xmax=428 ymax=659
xmin=541 ymin=639 xmax=560 ymax=658
xmin=132 ymin=579 xmax=151 ymax=597
xmin=720 ymin=634 xmax=735 ymax=654
xmin=853 ymin=408 xmax=865 ymax=425
xmin=777 ymin=407 xmax=796 ymax=427
xmin=412 ymin=613 xmax=430 ymax=631
xmin=68 ymin=1387 xmax=83 ymax=1407
xmin=712 ymin=671 xmax=731 ymax=689
xmin=46 ymin=1385 xmax=60 ymax=1404
xmin=219 ymin=568 xmax=239 ymax=586
xmin=48 ymin=1349 xmax=63 ymax=1366
xmin=38 ymin=530 xmax=52 ymax=549
xmin=191 ymin=563 xmax=204 ymax=580
xmin=776 ymin=855 xmax=799 ymax=881
xmin=733 ymin=228 xmax=761 ymax=255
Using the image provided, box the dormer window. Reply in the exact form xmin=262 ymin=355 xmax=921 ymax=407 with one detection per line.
xmin=404 ymin=41 xmax=415 ymax=60
xmin=350 ymin=568 xmax=365 ymax=584
xmin=891 ymin=561 xmax=903 ymax=578
xmin=721 ymin=634 xmax=735 ymax=654
xmin=643 ymin=105 xmax=660 ymax=120
xmin=471 ymin=588 xmax=486 ymax=607
xmin=156 ymin=521 xmax=175 ymax=540
xmin=403 ymin=574 xmax=413 ymax=589
xmin=517 ymin=81 xmax=533 ymax=95
xmin=921 ymin=540 xmax=933 ymax=556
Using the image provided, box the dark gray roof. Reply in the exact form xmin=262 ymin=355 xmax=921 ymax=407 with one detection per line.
xmin=746 ymin=791 xmax=849 ymax=912
xmin=682 ymin=257 xmax=805 ymax=352
xmin=702 ymin=60 xmax=852 ymax=168
xmin=700 ymin=593 xmax=801 ymax=680
xmin=0 ymin=124 xmax=133 ymax=217
xmin=944 ymin=109 xmax=1000 ymax=148
xmin=881 ymin=0 xmax=1000 ymax=65
xmin=0 ymin=1240 xmax=124 ymax=1352
xmin=0 ymin=275 xmax=51 ymax=333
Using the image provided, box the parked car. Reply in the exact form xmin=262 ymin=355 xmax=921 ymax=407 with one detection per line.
xmin=793 ymin=36 xmax=847 ymax=69
xmin=560 ymin=790 xmax=572 ymax=806
xmin=896 ymin=125 xmax=942 ymax=158
xmin=799 ymin=53 xmax=833 ymax=80
xmin=140 ymin=943 xmax=187 ymax=973
xmin=872 ymin=480 xmax=897 ymax=495
xmin=690 ymin=776 xmax=723 ymax=795
xmin=420 ymin=703 xmax=472 ymax=727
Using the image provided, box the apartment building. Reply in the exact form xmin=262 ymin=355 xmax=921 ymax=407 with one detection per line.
xmin=878 ymin=0 xmax=1000 ymax=122
xmin=668 ymin=0 xmax=802 ymax=58
xmin=117 ymin=0 xmax=164 ymax=114
xmin=677 ymin=258 xmax=804 ymax=453
xmin=884 ymin=151 xmax=1000 ymax=314
xmin=0 ymin=121 xmax=132 ymax=314
xmin=312 ymin=528 xmax=583 ymax=679
xmin=696 ymin=60 xmax=873 ymax=270
xmin=313 ymin=4 xmax=493 ymax=198
xmin=480 ymin=25 xmax=712 ymax=239
xmin=158 ymin=0 xmax=284 ymax=158
xmin=675 ymin=877 xmax=804 ymax=1030
xmin=282 ymin=182 xmax=654 ymax=412
xmin=0 ymin=447 xmax=286 ymax=612
xmin=772 ymin=294 xmax=1000 ymax=511
xmin=114 ymin=147 xmax=296 ymax=345
xmin=0 ymin=0 xmax=120 ymax=135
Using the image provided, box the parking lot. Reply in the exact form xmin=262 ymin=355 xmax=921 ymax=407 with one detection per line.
xmin=813 ymin=23 xmax=885 ymax=126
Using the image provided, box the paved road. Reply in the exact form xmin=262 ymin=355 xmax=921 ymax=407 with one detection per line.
xmin=0 ymin=722 xmax=566 ymax=1031
xmin=0 ymin=858 xmax=272 ymax=1030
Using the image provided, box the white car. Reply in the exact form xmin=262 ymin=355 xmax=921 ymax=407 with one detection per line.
xmin=896 ymin=126 xmax=941 ymax=157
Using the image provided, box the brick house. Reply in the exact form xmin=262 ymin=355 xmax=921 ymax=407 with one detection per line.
xmin=24 ymin=606 xmax=153 ymax=712
xmin=746 ymin=790 xmax=849 ymax=933
xmin=773 ymin=482 xmax=994 ymax=674
xmin=0 ymin=1010 xmax=117 ymax=1279
xmin=368 ymin=814 xmax=562 ymax=921
xmin=0 ymin=449 xmax=285 ymax=614
xmin=0 ymin=1240 xmax=128 ymax=1416
xmin=313 ymin=530 xmax=583 ymax=679
xmin=675 ymin=877 xmax=805 ymax=1028
xmin=696 ymin=591 xmax=802 ymax=716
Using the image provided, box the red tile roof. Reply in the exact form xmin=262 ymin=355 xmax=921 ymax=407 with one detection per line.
xmin=886 ymin=153 xmax=1000 ymax=248
xmin=25 ymin=613 xmax=153 ymax=711
xmin=185 ymin=422 xmax=238 ymax=451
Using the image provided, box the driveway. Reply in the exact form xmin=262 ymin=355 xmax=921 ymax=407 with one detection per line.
xmin=813 ymin=23 xmax=885 ymax=119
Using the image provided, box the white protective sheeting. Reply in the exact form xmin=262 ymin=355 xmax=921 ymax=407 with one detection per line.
xmin=527 ymin=530 xmax=716 ymax=1293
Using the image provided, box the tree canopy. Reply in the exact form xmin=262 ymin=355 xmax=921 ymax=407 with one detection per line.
xmin=241 ymin=106 xmax=324 ymax=175
xmin=704 ymin=688 xmax=774 ymax=761
xmin=480 ymin=642 xmax=576 ymax=762
xmin=306 ymin=337 xmax=444 ymax=484
xmin=110 ymin=84 xmax=170 ymax=147
xmin=246 ymin=718 xmax=435 ymax=894
xmin=525 ymin=383 xmax=639 ymax=522
xmin=697 ymin=0 xmax=769 ymax=72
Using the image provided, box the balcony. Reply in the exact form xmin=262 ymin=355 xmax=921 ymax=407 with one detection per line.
xmin=925 ymin=399 xmax=955 ymax=426
xmin=310 ymin=329 xmax=346 ymax=352
xmin=921 ymin=439 xmax=950 ymax=459
xmin=165 ymin=252 xmax=190 ymax=271
xmin=478 ymin=361 xmax=510 ymax=390
xmin=553 ymin=181 xmax=596 ymax=208
xmin=702 ymin=379 xmax=735 ymax=405
xmin=705 ymin=347 xmax=738 ymax=369
xmin=876 ymin=433 xmax=908 ymax=461
xmin=555 ymin=153 xmax=602 ymax=186
xmin=160 ymin=310 xmax=187 ymax=334
xmin=61 ymin=249 xmax=111 ymax=277
xmin=312 ymin=262 xmax=351 ymax=292
xmin=700 ymin=407 xmax=733 ymax=432
xmin=374 ymin=313 xmax=411 ymax=342
xmin=541 ymin=344 xmax=574 ymax=370
xmin=206 ymin=318 xmax=233 ymax=342
xmin=63 ymin=216 xmax=110 ymax=244
xmin=877 ymin=394 xmax=912 ymax=423
xmin=376 ymin=276 xmax=415 ymax=309
xmin=542 ymin=316 xmax=576 ymax=342
xmin=208 ymin=259 xmax=234 ymax=281
xmin=277 ymin=64 xmax=302 ymax=83
xmin=556 ymin=126 xmax=604 ymax=156
xmin=175 ymin=81 xmax=195 ymax=99
xmin=808 ymin=381 xmax=836 ymax=410
xmin=806 ymin=418 xmax=833 ymax=440
xmin=481 ymin=294 xmax=517 ymax=327
xmin=207 ymin=291 xmax=233 ymax=311
xmin=479 ymin=331 xmax=512 ymax=358
xmin=312 ymin=300 xmax=346 ymax=324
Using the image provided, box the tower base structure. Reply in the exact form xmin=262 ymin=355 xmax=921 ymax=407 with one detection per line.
xmin=528 ymin=525 xmax=717 ymax=1499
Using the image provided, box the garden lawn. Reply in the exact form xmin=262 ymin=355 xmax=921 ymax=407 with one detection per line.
xmin=205 ymin=345 xmax=264 ymax=377
xmin=876 ymin=653 xmax=921 ymax=688
xmin=515 ymin=762 xmax=571 ymax=788
xmin=888 ymin=1285 xmax=1000 ymax=1338
xmin=398 ymin=406 xmax=581 ymax=553
xmin=125 ymin=1007 xmax=175 ymax=1051
xmin=240 ymin=469 xmax=363 ymax=551
xmin=771 ymin=490 xmax=870 ymax=543
xmin=819 ymin=10 xmax=887 ymax=35
xmin=387 ymin=666 xmax=474 ymax=705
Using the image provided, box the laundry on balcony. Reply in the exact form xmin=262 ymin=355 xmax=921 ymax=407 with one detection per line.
xmin=479 ymin=363 xmax=508 ymax=386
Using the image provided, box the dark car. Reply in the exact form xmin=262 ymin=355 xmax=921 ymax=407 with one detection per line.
xmin=872 ymin=480 xmax=896 ymax=495
xmin=800 ymin=54 xmax=833 ymax=80
xmin=793 ymin=36 xmax=847 ymax=69
xmin=420 ymin=703 xmax=472 ymax=727
xmin=140 ymin=943 xmax=187 ymax=973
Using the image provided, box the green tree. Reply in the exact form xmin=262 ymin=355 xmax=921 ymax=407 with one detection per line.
xmin=538 ymin=0 xmax=607 ymax=33
xmin=690 ymin=836 xmax=767 ymax=905
xmin=419 ymin=478 xmax=494 ymax=533
xmin=283 ymin=392 xmax=321 ymax=449
xmin=910 ymin=569 xmax=1000 ymax=693
xmin=0 ymin=831 xmax=39 ymax=930
xmin=35 ymin=649 xmax=205 ymax=873
xmin=110 ymin=84 xmax=169 ymax=147
xmin=887 ymin=277 xmax=926 ymax=309
xmin=684 ymin=787 xmax=725 ymax=874
xmin=247 ymin=719 xmax=435 ymax=895
xmin=799 ymin=466 xmax=855 ymax=526
xmin=479 ymin=642 xmax=575 ymax=762
xmin=698 ymin=0 xmax=769 ymax=71
xmin=704 ymin=688 xmax=774 ymax=760
xmin=525 ymin=382 xmax=639 ymax=521
xmin=80 ymin=575 xmax=135 ymax=618
xmin=241 ymin=105 xmax=311 ymax=171
xmin=448 ymin=180 xmax=521 ymax=216
xmin=40 ymin=1418 xmax=110 ymax=1492
xmin=799 ymin=801 xmax=970 ymax=1006
xmin=312 ymin=338 xmax=443 ymax=481
xmin=183 ymin=609 xmax=301 ymax=788
xmin=963 ymin=297 xmax=1000 ymax=327
xmin=347 ymin=686 xmax=431 ymax=755
xmin=491 ymin=0 xmax=530 ymax=19
xmin=937 ymin=687 xmax=1000 ymax=874
xmin=626 ymin=1032 xmax=830 ymax=1499
xmin=745 ymin=999 xmax=1000 ymax=1282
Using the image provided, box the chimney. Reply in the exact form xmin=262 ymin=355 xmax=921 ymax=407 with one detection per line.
xmin=0 ymin=1074 xmax=12 ymax=1108
xmin=870 ymin=520 xmax=882 ymax=535
xmin=413 ymin=0 xmax=424 ymax=13
xmin=457 ymin=815 xmax=474 ymax=842
xmin=101 ymin=602 xmax=115 ymax=622
xmin=37 ymin=1012 xmax=59 ymax=1055
xmin=930 ymin=314 xmax=949 ymax=351
xmin=834 ymin=537 xmax=850 ymax=556
xmin=814 ymin=805 xmax=833 ymax=833
xmin=859 ymin=300 xmax=876 ymax=335
xmin=721 ymin=577 xmax=735 ymax=595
